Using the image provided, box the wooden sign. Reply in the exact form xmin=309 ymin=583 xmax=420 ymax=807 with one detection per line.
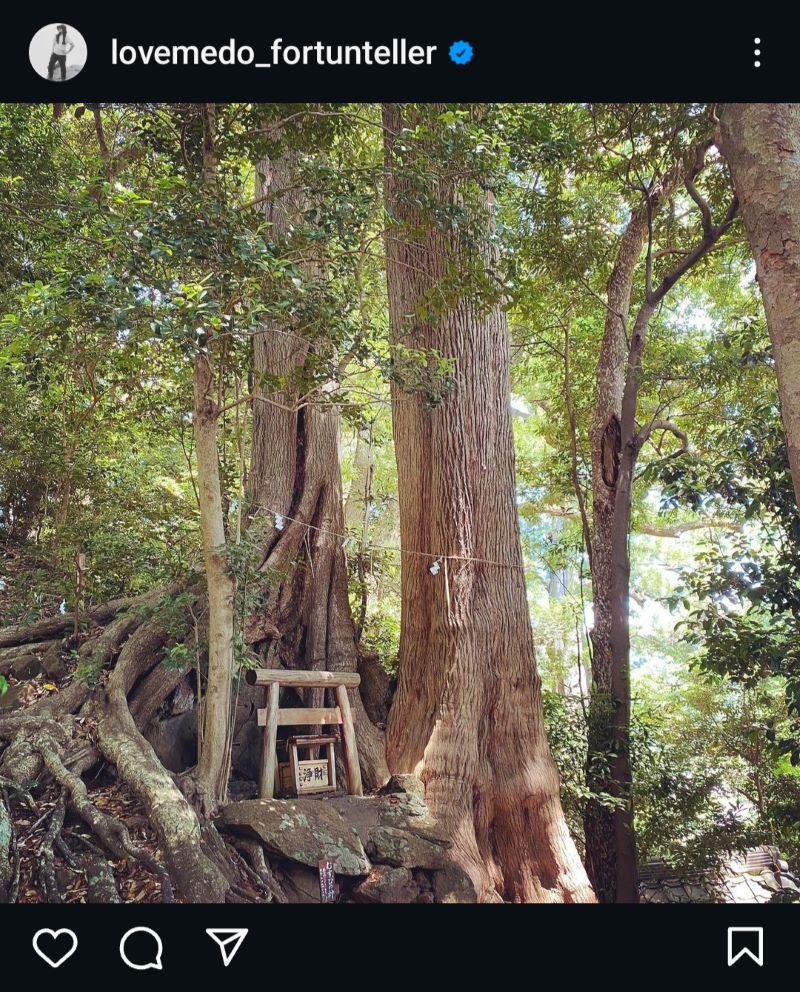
xmin=297 ymin=759 xmax=331 ymax=793
xmin=318 ymin=857 xmax=337 ymax=903
xmin=278 ymin=734 xmax=338 ymax=797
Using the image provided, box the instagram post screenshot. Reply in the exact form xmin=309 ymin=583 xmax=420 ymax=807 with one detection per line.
xmin=0 ymin=8 xmax=796 ymax=981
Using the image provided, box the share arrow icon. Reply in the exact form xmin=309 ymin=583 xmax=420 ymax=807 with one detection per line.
xmin=206 ymin=928 xmax=249 ymax=967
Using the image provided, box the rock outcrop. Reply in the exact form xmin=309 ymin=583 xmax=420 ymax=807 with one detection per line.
xmin=219 ymin=774 xmax=477 ymax=903
xmin=219 ymin=798 xmax=371 ymax=876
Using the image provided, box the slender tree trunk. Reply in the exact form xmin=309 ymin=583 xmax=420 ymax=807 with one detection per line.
xmin=585 ymin=145 xmax=736 ymax=901
xmin=190 ymin=102 xmax=237 ymax=812
xmin=719 ymin=104 xmax=800 ymax=508
xmin=344 ymin=429 xmax=375 ymax=639
xmin=382 ymin=104 xmax=593 ymax=903
xmin=585 ymin=208 xmax=647 ymax=904
xmin=193 ymin=354 xmax=237 ymax=810
xmin=246 ymin=152 xmax=388 ymax=790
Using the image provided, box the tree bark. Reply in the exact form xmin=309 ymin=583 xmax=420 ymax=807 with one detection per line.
xmin=382 ymin=104 xmax=593 ymax=903
xmin=719 ymin=104 xmax=800 ymax=509
xmin=584 ymin=206 xmax=648 ymax=904
xmin=192 ymin=353 xmax=237 ymax=810
xmin=585 ymin=144 xmax=736 ymax=902
xmin=246 ymin=151 xmax=388 ymax=790
xmin=188 ymin=103 xmax=238 ymax=813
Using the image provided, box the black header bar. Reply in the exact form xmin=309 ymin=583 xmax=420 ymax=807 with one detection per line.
xmin=2 ymin=10 xmax=792 ymax=102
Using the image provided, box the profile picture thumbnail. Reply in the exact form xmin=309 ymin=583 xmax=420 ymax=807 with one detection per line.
xmin=29 ymin=24 xmax=87 ymax=82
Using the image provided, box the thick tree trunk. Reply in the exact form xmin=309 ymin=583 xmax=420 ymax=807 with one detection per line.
xmin=719 ymin=104 xmax=800 ymax=509
xmin=382 ymin=104 xmax=593 ymax=903
xmin=246 ymin=152 xmax=388 ymax=790
xmin=584 ymin=208 xmax=647 ymax=904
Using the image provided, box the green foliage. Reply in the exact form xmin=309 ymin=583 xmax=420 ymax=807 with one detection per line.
xmin=658 ymin=338 xmax=800 ymax=767
xmin=162 ymin=642 xmax=193 ymax=672
xmin=358 ymin=593 xmax=401 ymax=674
xmin=73 ymin=649 xmax=103 ymax=688
xmin=542 ymin=690 xmax=603 ymax=841
xmin=543 ymin=673 xmax=800 ymax=870
xmin=2 ymin=100 xmax=798 ymax=878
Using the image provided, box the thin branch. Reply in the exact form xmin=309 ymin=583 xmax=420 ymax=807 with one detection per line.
xmin=541 ymin=505 xmax=741 ymax=538
xmin=635 ymin=417 xmax=688 ymax=456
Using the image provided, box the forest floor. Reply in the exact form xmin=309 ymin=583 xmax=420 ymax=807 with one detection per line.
xmin=1 ymin=668 xmax=175 ymax=903
xmin=3 ymin=663 xmax=265 ymax=903
xmin=0 ymin=547 xmax=266 ymax=903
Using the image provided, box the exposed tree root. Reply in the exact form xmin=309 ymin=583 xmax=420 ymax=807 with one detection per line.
xmin=0 ymin=785 xmax=20 ymax=903
xmin=0 ymin=588 xmax=166 ymax=650
xmin=0 ymin=640 xmax=61 ymax=678
xmin=230 ymin=837 xmax=287 ymax=903
xmin=0 ymin=598 xmax=206 ymax=901
xmin=0 ymin=586 xmax=292 ymax=904
xmin=32 ymin=727 xmax=175 ymax=902
xmin=74 ymin=846 xmax=121 ymax=903
xmin=93 ymin=614 xmax=228 ymax=902
xmin=39 ymin=793 xmax=67 ymax=902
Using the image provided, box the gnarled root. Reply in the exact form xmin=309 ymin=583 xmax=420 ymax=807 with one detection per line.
xmin=32 ymin=729 xmax=175 ymax=902
xmin=0 ymin=585 xmax=282 ymax=904
xmin=0 ymin=786 xmax=20 ymax=903
xmin=93 ymin=614 xmax=228 ymax=902
xmin=231 ymin=837 xmax=287 ymax=903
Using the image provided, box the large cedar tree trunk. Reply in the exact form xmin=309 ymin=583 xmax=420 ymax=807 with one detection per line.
xmin=719 ymin=104 xmax=800 ymax=508
xmin=246 ymin=153 xmax=388 ymax=790
xmin=382 ymin=104 xmax=593 ymax=903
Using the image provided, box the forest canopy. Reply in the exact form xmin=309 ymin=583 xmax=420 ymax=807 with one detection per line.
xmin=1 ymin=101 xmax=799 ymax=906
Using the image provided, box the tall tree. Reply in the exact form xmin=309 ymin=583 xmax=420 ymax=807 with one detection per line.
xmin=718 ymin=104 xmax=800 ymax=510
xmin=189 ymin=103 xmax=239 ymax=813
xmin=246 ymin=148 xmax=388 ymax=789
xmin=585 ymin=136 xmax=737 ymax=902
xmin=382 ymin=104 xmax=594 ymax=903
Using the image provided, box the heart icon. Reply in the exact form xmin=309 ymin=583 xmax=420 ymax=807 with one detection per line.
xmin=32 ymin=928 xmax=79 ymax=968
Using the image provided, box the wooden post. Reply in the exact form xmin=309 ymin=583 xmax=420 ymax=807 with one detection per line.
xmin=259 ymin=682 xmax=280 ymax=798
xmin=335 ymin=684 xmax=362 ymax=797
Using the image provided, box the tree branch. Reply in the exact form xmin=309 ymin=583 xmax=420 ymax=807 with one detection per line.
xmin=635 ymin=418 xmax=689 ymax=457
xmin=541 ymin=505 xmax=741 ymax=538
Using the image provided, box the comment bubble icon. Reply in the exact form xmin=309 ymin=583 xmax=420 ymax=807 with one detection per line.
xmin=119 ymin=926 xmax=164 ymax=971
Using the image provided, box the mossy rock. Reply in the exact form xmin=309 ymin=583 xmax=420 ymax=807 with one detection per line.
xmin=219 ymin=798 xmax=371 ymax=876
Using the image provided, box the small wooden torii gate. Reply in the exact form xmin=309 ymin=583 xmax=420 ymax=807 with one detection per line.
xmin=244 ymin=669 xmax=363 ymax=798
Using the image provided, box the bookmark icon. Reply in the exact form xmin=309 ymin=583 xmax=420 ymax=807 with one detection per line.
xmin=727 ymin=927 xmax=764 ymax=967
xmin=206 ymin=928 xmax=248 ymax=967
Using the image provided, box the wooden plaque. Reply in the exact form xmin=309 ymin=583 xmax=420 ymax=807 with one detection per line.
xmin=318 ymin=857 xmax=337 ymax=903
